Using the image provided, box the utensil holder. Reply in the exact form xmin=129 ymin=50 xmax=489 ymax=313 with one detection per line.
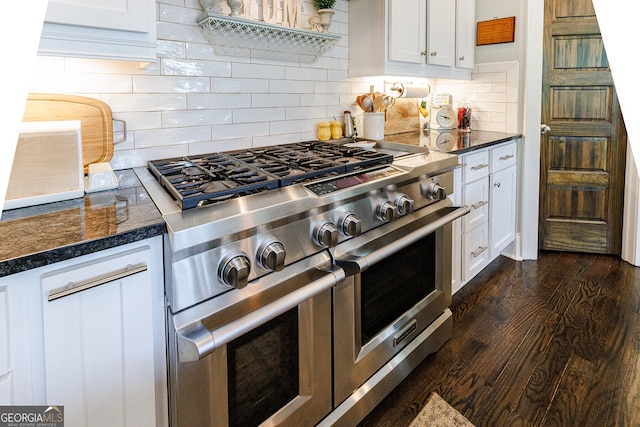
xmin=363 ymin=112 xmax=385 ymax=140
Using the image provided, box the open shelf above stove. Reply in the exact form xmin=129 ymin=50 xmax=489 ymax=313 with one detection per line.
xmin=196 ymin=13 xmax=341 ymax=63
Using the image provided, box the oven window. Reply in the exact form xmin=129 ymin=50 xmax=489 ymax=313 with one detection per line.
xmin=227 ymin=308 xmax=299 ymax=427
xmin=361 ymin=232 xmax=437 ymax=345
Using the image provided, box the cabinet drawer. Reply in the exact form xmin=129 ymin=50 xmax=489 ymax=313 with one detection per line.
xmin=462 ymin=149 xmax=490 ymax=182
xmin=490 ymin=141 xmax=517 ymax=173
xmin=462 ymin=177 xmax=489 ymax=232
xmin=462 ymin=222 xmax=490 ymax=282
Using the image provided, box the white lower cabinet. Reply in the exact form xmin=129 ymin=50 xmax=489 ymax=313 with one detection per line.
xmin=0 ymin=237 xmax=167 ymax=426
xmin=452 ymin=140 xmax=518 ymax=293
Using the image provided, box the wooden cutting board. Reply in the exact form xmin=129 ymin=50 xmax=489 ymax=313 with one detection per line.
xmin=22 ymin=93 xmax=114 ymax=173
xmin=384 ymin=98 xmax=420 ymax=135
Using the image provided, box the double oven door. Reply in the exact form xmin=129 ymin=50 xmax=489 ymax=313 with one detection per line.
xmin=168 ymin=252 xmax=343 ymax=427
xmin=331 ymin=200 xmax=469 ymax=413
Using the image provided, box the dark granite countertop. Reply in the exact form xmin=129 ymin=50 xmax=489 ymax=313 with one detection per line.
xmin=383 ymin=129 xmax=522 ymax=155
xmin=0 ymin=169 xmax=166 ymax=277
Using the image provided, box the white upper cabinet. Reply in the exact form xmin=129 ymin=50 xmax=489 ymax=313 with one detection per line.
xmin=349 ymin=0 xmax=475 ymax=79
xmin=388 ymin=0 xmax=426 ymax=64
xmin=456 ymin=0 xmax=476 ymax=69
xmin=426 ymin=0 xmax=456 ymax=67
xmin=39 ymin=0 xmax=158 ymax=62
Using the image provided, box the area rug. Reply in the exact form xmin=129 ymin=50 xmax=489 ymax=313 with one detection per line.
xmin=409 ymin=392 xmax=475 ymax=427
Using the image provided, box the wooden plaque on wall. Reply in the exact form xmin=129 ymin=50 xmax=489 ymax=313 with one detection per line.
xmin=476 ymin=17 xmax=516 ymax=46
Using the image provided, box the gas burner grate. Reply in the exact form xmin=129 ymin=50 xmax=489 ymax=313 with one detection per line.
xmin=147 ymin=155 xmax=279 ymax=209
xmin=147 ymin=141 xmax=395 ymax=209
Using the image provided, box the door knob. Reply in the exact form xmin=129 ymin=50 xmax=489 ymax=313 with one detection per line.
xmin=541 ymin=124 xmax=551 ymax=134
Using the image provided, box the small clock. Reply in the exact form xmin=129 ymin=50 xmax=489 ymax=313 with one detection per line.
xmin=435 ymin=106 xmax=456 ymax=129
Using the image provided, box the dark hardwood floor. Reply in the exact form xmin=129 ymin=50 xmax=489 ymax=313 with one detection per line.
xmin=359 ymin=251 xmax=640 ymax=427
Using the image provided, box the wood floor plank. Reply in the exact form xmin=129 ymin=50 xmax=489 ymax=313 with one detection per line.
xmin=358 ymin=253 xmax=640 ymax=427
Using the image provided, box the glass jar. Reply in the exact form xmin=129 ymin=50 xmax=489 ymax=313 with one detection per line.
xmin=330 ymin=121 xmax=343 ymax=139
xmin=317 ymin=122 xmax=331 ymax=141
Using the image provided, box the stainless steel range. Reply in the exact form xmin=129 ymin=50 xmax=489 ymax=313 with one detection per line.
xmin=134 ymin=140 xmax=469 ymax=427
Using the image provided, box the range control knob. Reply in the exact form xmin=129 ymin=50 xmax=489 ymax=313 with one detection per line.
xmin=314 ymin=222 xmax=339 ymax=247
xmin=257 ymin=240 xmax=286 ymax=272
xmin=423 ymin=181 xmax=447 ymax=200
xmin=340 ymin=213 xmax=362 ymax=237
xmin=376 ymin=200 xmax=397 ymax=222
xmin=395 ymin=194 xmax=415 ymax=215
xmin=218 ymin=252 xmax=251 ymax=289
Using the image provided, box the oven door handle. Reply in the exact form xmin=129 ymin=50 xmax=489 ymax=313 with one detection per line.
xmin=336 ymin=205 xmax=470 ymax=275
xmin=176 ymin=265 xmax=344 ymax=363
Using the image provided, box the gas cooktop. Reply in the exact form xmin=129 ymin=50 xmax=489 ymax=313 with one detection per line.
xmin=147 ymin=141 xmax=394 ymax=209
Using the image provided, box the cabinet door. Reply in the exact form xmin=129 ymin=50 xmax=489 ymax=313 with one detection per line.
xmin=0 ymin=270 xmax=39 ymax=406
xmin=456 ymin=0 xmax=475 ymax=69
xmin=490 ymin=165 xmax=517 ymax=258
xmin=462 ymin=177 xmax=489 ymax=232
xmin=39 ymin=0 xmax=157 ymax=61
xmin=426 ymin=0 xmax=456 ymax=66
xmin=389 ymin=0 xmax=427 ymax=64
xmin=45 ymin=0 xmax=150 ymax=33
xmin=41 ymin=246 xmax=159 ymax=427
xmin=462 ymin=222 xmax=489 ymax=281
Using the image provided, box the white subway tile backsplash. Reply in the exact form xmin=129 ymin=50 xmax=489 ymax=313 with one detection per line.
xmin=188 ymin=93 xmax=251 ymax=109
xmin=212 ymin=122 xmax=270 ymax=140
xmin=135 ymin=126 xmax=212 ymax=148
xmin=28 ymin=1 xmax=520 ymax=168
xmin=163 ymin=109 xmax=232 ymax=127
xmin=116 ymin=112 xmax=163 ymax=130
xmin=270 ymin=80 xmax=315 ymax=94
xmin=212 ymin=77 xmax=269 ymax=93
xmin=232 ymin=63 xmax=286 ymax=80
xmin=233 ymin=108 xmax=286 ymax=123
xmin=133 ymin=75 xmax=210 ymax=93
xmin=252 ymin=94 xmax=301 ymax=108
xmin=29 ymin=72 xmax=133 ymax=94
xmin=285 ymin=106 xmax=328 ymax=120
xmin=159 ymin=3 xmax=201 ymax=24
xmin=102 ymin=94 xmax=188 ymax=112
xmin=285 ymin=67 xmax=328 ymax=81
xmin=162 ymin=59 xmax=232 ymax=77
xmin=157 ymin=40 xmax=186 ymax=59
xmin=270 ymin=119 xmax=315 ymax=134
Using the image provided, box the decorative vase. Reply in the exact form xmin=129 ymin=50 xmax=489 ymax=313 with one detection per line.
xmin=227 ymin=0 xmax=243 ymax=16
xmin=314 ymin=8 xmax=334 ymax=32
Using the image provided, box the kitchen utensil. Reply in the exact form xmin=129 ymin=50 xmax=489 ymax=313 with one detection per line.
xmin=22 ymin=93 xmax=117 ymax=173
xmin=382 ymin=95 xmax=395 ymax=110
xmin=362 ymin=95 xmax=373 ymax=112
xmin=373 ymin=95 xmax=384 ymax=113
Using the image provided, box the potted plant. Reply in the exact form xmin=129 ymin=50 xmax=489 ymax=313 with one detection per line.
xmin=312 ymin=0 xmax=336 ymax=32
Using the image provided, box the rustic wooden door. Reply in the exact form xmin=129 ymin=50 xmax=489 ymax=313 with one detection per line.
xmin=539 ymin=0 xmax=627 ymax=254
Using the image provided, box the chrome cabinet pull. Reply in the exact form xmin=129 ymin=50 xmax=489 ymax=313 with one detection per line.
xmin=471 ymin=200 xmax=488 ymax=209
xmin=499 ymin=154 xmax=514 ymax=161
xmin=48 ymin=263 xmax=148 ymax=301
xmin=471 ymin=164 xmax=489 ymax=170
xmin=471 ymin=246 xmax=488 ymax=258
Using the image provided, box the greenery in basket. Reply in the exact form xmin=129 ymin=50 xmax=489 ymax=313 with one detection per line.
xmin=314 ymin=0 xmax=336 ymax=10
